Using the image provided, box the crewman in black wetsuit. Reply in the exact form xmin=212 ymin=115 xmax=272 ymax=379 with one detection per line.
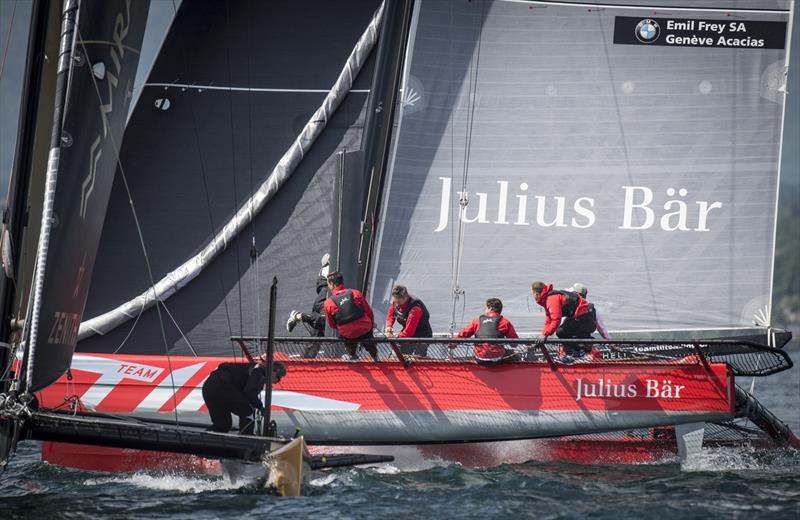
xmin=286 ymin=254 xmax=331 ymax=357
xmin=202 ymin=360 xmax=286 ymax=434
xmin=286 ymin=253 xmax=330 ymax=338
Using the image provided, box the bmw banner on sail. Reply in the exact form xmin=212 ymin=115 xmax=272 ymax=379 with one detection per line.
xmin=614 ymin=16 xmax=787 ymax=49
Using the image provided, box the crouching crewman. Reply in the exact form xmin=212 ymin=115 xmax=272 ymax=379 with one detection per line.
xmin=202 ymin=359 xmax=286 ymax=434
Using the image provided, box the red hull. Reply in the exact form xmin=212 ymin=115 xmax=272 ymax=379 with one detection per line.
xmin=37 ymin=352 xmax=734 ymax=470
xmin=40 ymin=436 xmax=675 ymax=471
xmin=41 ymin=441 xmax=222 ymax=474
xmin=38 ymin=353 xmax=733 ymax=414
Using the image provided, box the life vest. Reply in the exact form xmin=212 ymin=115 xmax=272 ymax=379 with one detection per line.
xmin=392 ymin=298 xmax=433 ymax=337
xmin=475 ymin=314 xmax=505 ymax=339
xmin=330 ymin=290 xmax=364 ymax=325
xmin=547 ymin=290 xmax=581 ymax=318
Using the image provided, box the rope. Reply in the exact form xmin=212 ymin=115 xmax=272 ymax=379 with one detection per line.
xmin=0 ymin=0 xmax=17 ymax=82
xmin=449 ymin=0 xmax=486 ymax=333
xmin=223 ymin=0 xmax=246 ymax=339
xmin=169 ymin=0 xmax=237 ymax=360
xmin=111 ymin=299 xmax=145 ymax=354
xmin=245 ymin=0 xmax=261 ymax=348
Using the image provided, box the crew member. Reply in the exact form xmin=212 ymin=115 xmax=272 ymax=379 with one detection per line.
xmin=451 ymin=298 xmax=519 ymax=364
xmin=385 ymin=285 xmax=432 ymax=356
xmin=323 ymin=271 xmax=378 ymax=361
xmin=287 ymin=254 xmax=331 ymax=358
xmin=286 ymin=253 xmax=330 ymax=338
xmin=531 ymin=280 xmax=597 ymax=361
xmin=202 ymin=360 xmax=286 ymax=434
xmin=570 ymin=283 xmax=610 ymax=341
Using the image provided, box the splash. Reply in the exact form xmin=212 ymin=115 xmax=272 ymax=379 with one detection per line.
xmin=681 ymin=447 xmax=800 ymax=473
xmin=83 ymin=472 xmax=246 ymax=493
xmin=309 ymin=472 xmax=347 ymax=487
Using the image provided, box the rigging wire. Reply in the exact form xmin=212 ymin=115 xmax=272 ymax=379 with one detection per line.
xmin=596 ymin=14 xmax=660 ymax=327
xmin=0 ymin=0 xmax=17 ymax=82
xmin=449 ymin=0 xmax=487 ymax=333
xmin=111 ymin=299 xmax=145 ymax=354
xmin=448 ymin=1 xmax=456 ymax=334
xmin=170 ymin=0 xmax=238 ymax=360
xmin=244 ymin=0 xmax=262 ymax=350
xmin=76 ymin=31 xmax=182 ymax=428
xmin=159 ymin=300 xmax=197 ymax=355
xmin=223 ymin=0 xmax=246 ymax=342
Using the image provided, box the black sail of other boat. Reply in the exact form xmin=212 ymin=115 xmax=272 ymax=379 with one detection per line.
xmin=76 ymin=0 xmax=383 ymax=356
xmin=0 ymin=0 xmax=150 ymax=465
xmin=21 ymin=0 xmax=150 ymax=392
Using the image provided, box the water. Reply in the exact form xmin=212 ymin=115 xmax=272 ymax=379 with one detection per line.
xmin=2 ymin=348 xmax=799 ymax=519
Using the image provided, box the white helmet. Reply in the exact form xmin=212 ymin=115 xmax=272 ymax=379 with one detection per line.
xmin=571 ymin=282 xmax=588 ymax=298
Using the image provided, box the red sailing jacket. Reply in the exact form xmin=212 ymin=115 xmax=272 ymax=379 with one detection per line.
xmin=536 ymin=283 xmax=590 ymax=336
xmin=324 ymin=285 xmax=375 ymax=339
xmin=385 ymin=299 xmax=424 ymax=338
xmin=456 ymin=311 xmax=519 ymax=359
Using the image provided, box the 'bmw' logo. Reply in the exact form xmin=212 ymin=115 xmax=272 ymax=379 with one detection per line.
xmin=635 ymin=19 xmax=660 ymax=43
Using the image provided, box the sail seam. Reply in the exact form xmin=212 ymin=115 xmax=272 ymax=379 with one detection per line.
xmin=500 ymin=0 xmax=791 ymax=15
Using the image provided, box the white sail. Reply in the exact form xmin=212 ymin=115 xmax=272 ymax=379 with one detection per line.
xmin=370 ymin=0 xmax=793 ymax=335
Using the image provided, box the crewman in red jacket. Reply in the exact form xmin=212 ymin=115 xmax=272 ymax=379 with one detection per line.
xmin=531 ymin=280 xmax=597 ymax=361
xmin=452 ymin=298 xmax=519 ymax=364
xmin=323 ymin=271 xmax=378 ymax=361
xmin=385 ymin=285 xmax=432 ymax=356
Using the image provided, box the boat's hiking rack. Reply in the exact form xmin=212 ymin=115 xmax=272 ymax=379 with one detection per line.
xmin=231 ymin=336 xmax=793 ymax=377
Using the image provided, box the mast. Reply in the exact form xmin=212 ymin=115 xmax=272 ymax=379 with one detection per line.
xmin=0 ymin=0 xmax=51 ymax=393
xmin=356 ymin=0 xmax=414 ymax=293
xmin=0 ymin=0 xmax=56 ymax=470
xmin=21 ymin=0 xmax=79 ymax=394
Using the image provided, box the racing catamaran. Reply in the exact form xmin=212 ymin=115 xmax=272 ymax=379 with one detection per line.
xmin=1 ymin=0 xmax=797 ymax=478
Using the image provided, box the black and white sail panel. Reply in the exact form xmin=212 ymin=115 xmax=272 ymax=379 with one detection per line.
xmin=370 ymin=0 xmax=791 ymax=334
xmin=78 ymin=0 xmax=380 ymax=356
xmin=27 ymin=0 xmax=149 ymax=392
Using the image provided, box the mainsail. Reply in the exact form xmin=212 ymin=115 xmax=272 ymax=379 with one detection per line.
xmin=76 ymin=0 xmax=382 ymax=356
xmin=369 ymin=0 xmax=792 ymax=335
xmin=24 ymin=0 xmax=149 ymax=392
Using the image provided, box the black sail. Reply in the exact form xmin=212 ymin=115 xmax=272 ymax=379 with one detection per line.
xmin=26 ymin=0 xmax=149 ymax=392
xmin=79 ymin=0 xmax=380 ymax=356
